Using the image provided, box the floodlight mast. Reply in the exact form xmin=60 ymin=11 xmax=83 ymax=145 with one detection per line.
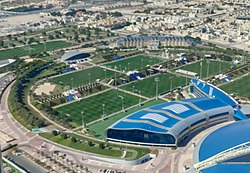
xmin=155 ymin=77 xmax=160 ymax=100
xmin=102 ymin=104 xmax=106 ymax=121
xmin=118 ymin=95 xmax=125 ymax=112
xmin=81 ymin=111 xmax=85 ymax=128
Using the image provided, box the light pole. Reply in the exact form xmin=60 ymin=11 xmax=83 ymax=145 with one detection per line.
xmin=88 ymin=73 xmax=91 ymax=85
xmin=102 ymin=104 xmax=105 ymax=121
xmin=114 ymin=65 xmax=117 ymax=87
xmin=207 ymin=60 xmax=210 ymax=78
xmin=127 ymin=63 xmax=130 ymax=71
xmin=44 ymin=42 xmax=47 ymax=52
xmin=81 ymin=111 xmax=85 ymax=128
xmin=170 ymin=77 xmax=173 ymax=92
xmin=138 ymin=90 xmax=141 ymax=106
xmin=155 ymin=77 xmax=160 ymax=100
xmin=133 ymin=86 xmax=135 ymax=93
xmin=119 ymin=64 xmax=122 ymax=73
xmin=71 ymin=78 xmax=74 ymax=89
xmin=118 ymin=95 xmax=125 ymax=112
xmin=141 ymin=59 xmax=144 ymax=69
xmin=219 ymin=60 xmax=222 ymax=73
xmin=200 ymin=61 xmax=203 ymax=79
xmin=103 ymin=69 xmax=107 ymax=81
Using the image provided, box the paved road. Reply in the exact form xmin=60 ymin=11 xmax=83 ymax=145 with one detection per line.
xmin=0 ymin=81 xmax=30 ymax=148
xmin=6 ymin=153 xmax=48 ymax=173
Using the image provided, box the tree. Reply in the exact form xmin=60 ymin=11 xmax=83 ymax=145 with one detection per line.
xmin=0 ymin=40 xmax=4 ymax=48
xmin=99 ymin=143 xmax=105 ymax=149
xmin=42 ymin=32 xmax=47 ymax=36
xmin=48 ymin=35 xmax=55 ymax=40
xmin=87 ymin=141 xmax=93 ymax=146
xmin=71 ymin=137 xmax=77 ymax=143
xmin=52 ymin=130 xmax=58 ymax=136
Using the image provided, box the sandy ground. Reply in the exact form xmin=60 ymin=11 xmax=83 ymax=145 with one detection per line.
xmin=34 ymin=82 xmax=56 ymax=95
xmin=1 ymin=13 xmax=56 ymax=26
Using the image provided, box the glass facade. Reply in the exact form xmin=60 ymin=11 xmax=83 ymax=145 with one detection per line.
xmin=107 ymin=129 xmax=176 ymax=145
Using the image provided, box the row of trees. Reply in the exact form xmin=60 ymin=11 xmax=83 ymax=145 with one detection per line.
xmin=52 ymin=131 xmax=107 ymax=150
xmin=8 ymin=61 xmax=50 ymax=128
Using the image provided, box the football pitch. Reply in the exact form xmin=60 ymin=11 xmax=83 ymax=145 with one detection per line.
xmin=55 ymin=89 xmax=145 ymax=127
xmin=0 ymin=41 xmax=75 ymax=60
xmin=104 ymin=55 xmax=163 ymax=72
xmin=121 ymin=73 xmax=187 ymax=98
xmin=49 ymin=66 xmax=115 ymax=88
xmin=88 ymin=99 xmax=165 ymax=139
xmin=220 ymin=74 xmax=250 ymax=99
xmin=176 ymin=60 xmax=231 ymax=78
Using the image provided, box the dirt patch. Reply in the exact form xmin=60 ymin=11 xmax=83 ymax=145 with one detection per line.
xmin=34 ymin=82 xmax=56 ymax=95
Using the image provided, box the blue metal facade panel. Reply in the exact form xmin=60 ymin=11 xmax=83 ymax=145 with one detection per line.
xmin=112 ymin=121 xmax=168 ymax=133
xmin=201 ymin=164 xmax=250 ymax=173
xmin=150 ymin=102 xmax=200 ymax=119
xmin=127 ymin=110 xmax=179 ymax=128
xmin=198 ymin=120 xmax=250 ymax=162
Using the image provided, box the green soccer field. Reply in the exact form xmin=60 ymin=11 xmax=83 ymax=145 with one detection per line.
xmin=176 ymin=60 xmax=231 ymax=78
xmin=55 ymin=89 xmax=145 ymax=127
xmin=104 ymin=55 xmax=163 ymax=72
xmin=121 ymin=73 xmax=187 ymax=98
xmin=0 ymin=41 xmax=75 ymax=60
xmin=88 ymin=99 xmax=165 ymax=139
xmin=220 ymin=74 xmax=250 ymax=99
xmin=49 ymin=66 xmax=115 ymax=88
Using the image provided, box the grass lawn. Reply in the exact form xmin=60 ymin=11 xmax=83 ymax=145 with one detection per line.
xmin=0 ymin=41 xmax=75 ymax=60
xmin=40 ymin=132 xmax=151 ymax=160
xmin=175 ymin=60 xmax=231 ymax=78
xmin=121 ymin=73 xmax=187 ymax=98
xmin=104 ymin=55 xmax=163 ymax=72
xmin=220 ymin=74 xmax=250 ymax=99
xmin=88 ymin=99 xmax=165 ymax=139
xmin=55 ymin=89 xmax=145 ymax=127
xmin=49 ymin=66 xmax=115 ymax=88
xmin=40 ymin=132 xmax=122 ymax=157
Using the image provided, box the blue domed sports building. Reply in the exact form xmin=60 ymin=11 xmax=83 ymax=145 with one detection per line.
xmin=106 ymin=97 xmax=234 ymax=146
xmin=61 ymin=50 xmax=91 ymax=64
xmin=192 ymin=120 xmax=250 ymax=173
xmin=106 ymin=78 xmax=248 ymax=146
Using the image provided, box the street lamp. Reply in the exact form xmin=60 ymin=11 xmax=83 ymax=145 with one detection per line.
xmin=133 ymin=85 xmax=135 ymax=93
xmin=88 ymin=73 xmax=91 ymax=85
xmin=127 ymin=63 xmax=130 ymax=71
xmin=102 ymin=104 xmax=106 ymax=121
xmin=103 ymin=69 xmax=107 ymax=81
xmin=71 ymin=78 xmax=74 ymax=89
xmin=81 ymin=111 xmax=85 ymax=128
xmin=155 ymin=77 xmax=160 ymax=100
xmin=138 ymin=90 xmax=141 ymax=106
xmin=200 ymin=61 xmax=203 ymax=79
xmin=119 ymin=64 xmax=122 ymax=73
xmin=207 ymin=60 xmax=210 ymax=78
xmin=219 ymin=60 xmax=222 ymax=73
xmin=118 ymin=95 xmax=125 ymax=112
xmin=169 ymin=77 xmax=173 ymax=92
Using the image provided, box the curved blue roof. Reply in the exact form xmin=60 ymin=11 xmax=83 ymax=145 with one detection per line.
xmin=192 ymin=78 xmax=237 ymax=106
xmin=61 ymin=51 xmax=91 ymax=61
xmin=108 ymin=97 xmax=230 ymax=134
xmin=201 ymin=164 xmax=250 ymax=173
xmin=197 ymin=120 xmax=250 ymax=162
xmin=191 ymin=78 xmax=248 ymax=120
